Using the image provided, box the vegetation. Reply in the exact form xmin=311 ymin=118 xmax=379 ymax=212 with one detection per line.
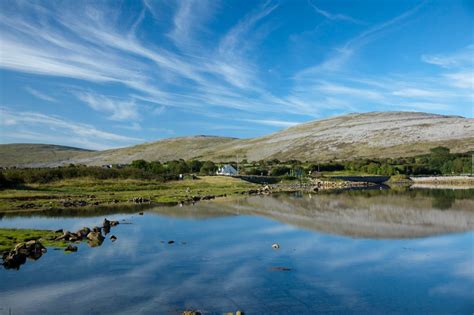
xmin=0 ymin=228 xmax=66 ymax=252
xmin=1 ymin=159 xmax=219 ymax=186
xmin=0 ymin=146 xmax=471 ymax=188
xmin=236 ymin=147 xmax=472 ymax=177
xmin=0 ymin=146 xmax=471 ymax=213
xmin=0 ymin=176 xmax=258 ymax=212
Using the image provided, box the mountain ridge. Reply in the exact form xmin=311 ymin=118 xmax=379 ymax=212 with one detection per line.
xmin=1 ymin=111 xmax=473 ymax=167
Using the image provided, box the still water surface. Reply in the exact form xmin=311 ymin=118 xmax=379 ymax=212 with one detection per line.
xmin=1 ymin=189 xmax=473 ymax=314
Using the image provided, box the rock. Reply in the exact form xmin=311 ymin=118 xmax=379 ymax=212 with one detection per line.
xmin=55 ymin=229 xmax=64 ymax=234
xmin=103 ymin=218 xmax=111 ymax=228
xmin=139 ymin=212 xmax=144 ymax=215
xmin=236 ymin=311 xmax=244 ymax=315
xmin=132 ymin=197 xmax=150 ymax=204
xmin=2 ymin=251 xmax=27 ymax=269
xmin=2 ymin=240 xmax=46 ymax=269
xmin=55 ymin=231 xmax=73 ymax=241
xmin=19 ymin=203 xmax=36 ymax=209
xmin=168 ymin=240 xmax=175 ymax=244
xmin=92 ymin=226 xmax=102 ymax=233
xmin=87 ymin=231 xmax=104 ymax=242
xmin=65 ymin=245 xmax=78 ymax=252
xmin=201 ymin=195 xmax=215 ymax=200
xmin=110 ymin=235 xmax=117 ymax=242
xmin=271 ymin=266 xmax=291 ymax=271
xmin=103 ymin=219 xmax=111 ymax=234
xmin=110 ymin=220 xmax=119 ymax=227
xmin=77 ymin=227 xmax=91 ymax=238
xmin=68 ymin=235 xmax=79 ymax=242
xmin=272 ymin=243 xmax=280 ymax=249
xmin=182 ymin=311 xmax=201 ymax=315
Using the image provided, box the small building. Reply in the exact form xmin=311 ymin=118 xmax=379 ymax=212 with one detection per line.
xmin=217 ymin=164 xmax=238 ymax=176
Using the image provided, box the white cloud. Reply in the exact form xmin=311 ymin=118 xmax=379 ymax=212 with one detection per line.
xmin=243 ymin=119 xmax=299 ymax=128
xmin=392 ymin=88 xmax=445 ymax=98
xmin=0 ymin=107 xmax=142 ymax=149
xmin=24 ymin=86 xmax=57 ymax=102
xmin=421 ymin=45 xmax=474 ymax=69
xmin=444 ymin=71 xmax=473 ymax=89
xmin=75 ymin=92 xmax=140 ymax=121
xmin=308 ymin=1 xmax=364 ymax=25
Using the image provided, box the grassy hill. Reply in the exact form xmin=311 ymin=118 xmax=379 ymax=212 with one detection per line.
xmin=1 ymin=112 xmax=473 ymax=167
xmin=0 ymin=144 xmax=93 ymax=167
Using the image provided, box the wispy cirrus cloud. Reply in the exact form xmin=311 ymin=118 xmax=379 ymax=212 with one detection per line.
xmin=75 ymin=92 xmax=140 ymax=122
xmin=308 ymin=1 xmax=365 ymax=25
xmin=242 ymin=119 xmax=299 ymax=128
xmin=24 ymin=86 xmax=57 ymax=102
xmin=0 ymin=107 xmax=141 ymax=149
xmin=422 ymin=45 xmax=474 ymax=90
xmin=0 ymin=0 xmax=471 ymax=149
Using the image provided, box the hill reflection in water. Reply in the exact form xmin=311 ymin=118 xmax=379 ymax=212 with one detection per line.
xmin=149 ymin=188 xmax=474 ymax=239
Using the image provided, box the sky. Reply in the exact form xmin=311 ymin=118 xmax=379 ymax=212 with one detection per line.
xmin=0 ymin=0 xmax=473 ymax=150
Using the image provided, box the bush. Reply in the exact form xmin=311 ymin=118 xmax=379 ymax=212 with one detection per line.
xmin=270 ymin=166 xmax=290 ymax=176
xmin=200 ymin=161 xmax=217 ymax=175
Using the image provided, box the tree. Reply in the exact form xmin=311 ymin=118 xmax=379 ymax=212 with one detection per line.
xmin=430 ymin=146 xmax=450 ymax=156
xmin=270 ymin=166 xmax=290 ymax=176
xmin=187 ymin=160 xmax=202 ymax=173
xmin=167 ymin=160 xmax=189 ymax=175
xmin=200 ymin=161 xmax=217 ymax=175
xmin=149 ymin=161 xmax=164 ymax=174
xmin=131 ymin=160 xmax=148 ymax=170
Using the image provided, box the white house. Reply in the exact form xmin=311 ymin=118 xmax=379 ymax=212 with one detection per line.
xmin=217 ymin=164 xmax=238 ymax=176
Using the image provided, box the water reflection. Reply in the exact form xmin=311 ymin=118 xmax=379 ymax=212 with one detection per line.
xmin=150 ymin=189 xmax=474 ymax=238
xmin=0 ymin=189 xmax=473 ymax=314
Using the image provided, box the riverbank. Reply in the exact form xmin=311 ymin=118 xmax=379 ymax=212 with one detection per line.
xmin=0 ymin=175 xmax=389 ymax=213
xmin=0 ymin=176 xmax=258 ymax=213
xmin=409 ymin=175 xmax=474 ymax=185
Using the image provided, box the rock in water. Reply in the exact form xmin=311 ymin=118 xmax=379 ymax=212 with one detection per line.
xmin=110 ymin=235 xmax=117 ymax=242
xmin=65 ymin=245 xmax=78 ymax=252
xmin=87 ymin=231 xmax=104 ymax=241
xmin=272 ymin=243 xmax=280 ymax=249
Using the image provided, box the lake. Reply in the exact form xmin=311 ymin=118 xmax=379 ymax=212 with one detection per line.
xmin=1 ymin=188 xmax=473 ymax=314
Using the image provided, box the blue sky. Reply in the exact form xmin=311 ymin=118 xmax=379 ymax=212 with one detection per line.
xmin=0 ymin=0 xmax=473 ymax=150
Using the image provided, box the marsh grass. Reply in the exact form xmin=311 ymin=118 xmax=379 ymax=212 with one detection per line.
xmin=0 ymin=228 xmax=66 ymax=252
xmin=0 ymin=176 xmax=258 ymax=212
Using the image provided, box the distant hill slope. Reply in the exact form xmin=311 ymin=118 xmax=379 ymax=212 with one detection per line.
xmin=1 ymin=112 xmax=473 ymax=167
xmin=0 ymin=144 xmax=93 ymax=167
xmin=208 ymin=111 xmax=474 ymax=161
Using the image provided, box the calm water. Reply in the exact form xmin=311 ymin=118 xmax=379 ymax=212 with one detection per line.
xmin=0 ymin=189 xmax=473 ymax=314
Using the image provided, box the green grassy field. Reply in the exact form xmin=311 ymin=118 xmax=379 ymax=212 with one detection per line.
xmin=0 ymin=228 xmax=67 ymax=252
xmin=0 ymin=176 xmax=258 ymax=213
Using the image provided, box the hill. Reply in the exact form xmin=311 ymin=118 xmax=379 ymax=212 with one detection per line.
xmin=1 ymin=112 xmax=473 ymax=167
xmin=0 ymin=144 xmax=93 ymax=167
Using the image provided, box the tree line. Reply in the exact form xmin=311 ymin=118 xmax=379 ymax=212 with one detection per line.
xmin=0 ymin=147 xmax=471 ymax=188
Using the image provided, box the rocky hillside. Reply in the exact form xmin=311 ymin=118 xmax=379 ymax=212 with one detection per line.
xmin=1 ymin=112 xmax=473 ymax=167
xmin=0 ymin=144 xmax=93 ymax=167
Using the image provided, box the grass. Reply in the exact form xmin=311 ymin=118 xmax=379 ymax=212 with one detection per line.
xmin=0 ymin=176 xmax=258 ymax=213
xmin=0 ymin=228 xmax=67 ymax=252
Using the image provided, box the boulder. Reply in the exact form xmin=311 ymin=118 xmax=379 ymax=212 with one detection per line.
xmin=65 ymin=245 xmax=78 ymax=252
xmin=110 ymin=235 xmax=117 ymax=242
xmin=92 ymin=226 xmax=102 ymax=233
xmin=87 ymin=231 xmax=104 ymax=242
xmin=77 ymin=227 xmax=91 ymax=238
